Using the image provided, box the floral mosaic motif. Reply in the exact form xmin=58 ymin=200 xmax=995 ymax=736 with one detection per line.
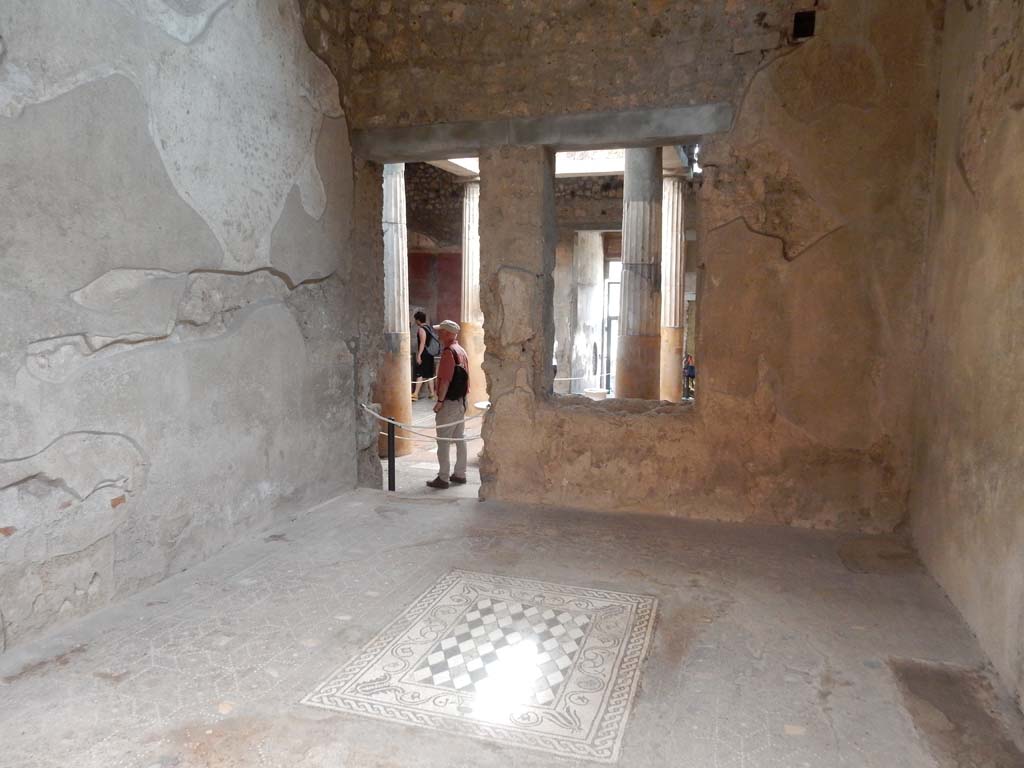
xmin=302 ymin=569 xmax=658 ymax=763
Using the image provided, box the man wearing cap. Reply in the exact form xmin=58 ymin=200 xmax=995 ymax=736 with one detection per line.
xmin=427 ymin=320 xmax=471 ymax=489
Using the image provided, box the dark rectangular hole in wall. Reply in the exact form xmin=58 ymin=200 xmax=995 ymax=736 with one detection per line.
xmin=793 ymin=10 xmax=816 ymax=40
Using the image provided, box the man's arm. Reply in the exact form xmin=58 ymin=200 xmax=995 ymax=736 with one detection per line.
xmin=416 ymin=327 xmax=426 ymax=361
xmin=435 ymin=348 xmax=454 ymax=404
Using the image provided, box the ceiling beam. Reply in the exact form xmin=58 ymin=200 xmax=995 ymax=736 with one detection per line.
xmin=352 ymin=103 xmax=733 ymax=163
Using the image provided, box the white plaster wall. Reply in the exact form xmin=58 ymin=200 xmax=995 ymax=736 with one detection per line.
xmin=0 ymin=0 xmax=357 ymax=648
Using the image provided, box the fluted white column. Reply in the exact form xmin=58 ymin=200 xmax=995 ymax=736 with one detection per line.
xmin=383 ymin=164 xmax=410 ymax=334
xmin=660 ymin=175 xmax=686 ymax=401
xmin=461 ymin=182 xmax=483 ymax=325
xmin=460 ymin=180 xmax=488 ymax=412
xmin=615 ymin=147 xmax=662 ymax=399
xmin=375 ymin=163 xmax=413 ymax=456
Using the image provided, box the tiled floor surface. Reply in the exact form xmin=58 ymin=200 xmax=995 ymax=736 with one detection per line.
xmin=303 ymin=569 xmax=656 ymax=762
xmin=1 ymin=490 xmax=1022 ymax=767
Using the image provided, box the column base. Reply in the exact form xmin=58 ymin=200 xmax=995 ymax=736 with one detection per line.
xmin=374 ymin=332 xmax=414 ymax=458
xmin=615 ymin=335 xmax=661 ymax=400
xmin=660 ymin=326 xmax=685 ymax=402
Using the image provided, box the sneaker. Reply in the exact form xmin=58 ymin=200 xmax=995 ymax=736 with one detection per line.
xmin=426 ymin=477 xmax=450 ymax=489
xmin=449 ymin=476 xmax=467 ymax=485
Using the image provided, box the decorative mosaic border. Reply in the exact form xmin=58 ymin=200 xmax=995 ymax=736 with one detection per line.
xmin=302 ymin=569 xmax=658 ymax=763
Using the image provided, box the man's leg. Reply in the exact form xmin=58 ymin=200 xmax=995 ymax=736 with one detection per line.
xmin=435 ymin=401 xmax=454 ymax=481
xmin=452 ymin=401 xmax=468 ymax=479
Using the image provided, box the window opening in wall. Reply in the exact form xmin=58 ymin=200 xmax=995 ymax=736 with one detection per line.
xmin=551 ymin=146 xmax=700 ymax=404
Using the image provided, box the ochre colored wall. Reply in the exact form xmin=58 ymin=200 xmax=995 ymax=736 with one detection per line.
xmin=409 ymin=251 xmax=462 ymax=328
xmin=910 ymin=0 xmax=1024 ymax=708
xmin=478 ymin=1 xmax=941 ymax=533
xmin=435 ymin=253 xmax=463 ymax=326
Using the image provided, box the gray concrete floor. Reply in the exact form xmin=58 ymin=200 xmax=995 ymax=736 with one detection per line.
xmin=2 ymin=490 xmax=1023 ymax=767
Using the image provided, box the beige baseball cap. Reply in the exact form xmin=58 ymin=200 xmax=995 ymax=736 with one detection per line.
xmin=438 ymin=320 xmax=461 ymax=333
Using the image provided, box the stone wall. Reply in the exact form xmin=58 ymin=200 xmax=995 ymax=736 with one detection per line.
xmin=477 ymin=0 xmax=941 ymax=532
xmin=0 ymin=0 xmax=360 ymax=649
xmin=910 ymin=0 xmax=1024 ymax=707
xmin=404 ymin=166 xmax=624 ymax=249
xmin=300 ymin=0 xmax=808 ymax=129
xmin=555 ymin=176 xmax=624 ymax=231
xmin=405 ymin=162 xmax=464 ymax=248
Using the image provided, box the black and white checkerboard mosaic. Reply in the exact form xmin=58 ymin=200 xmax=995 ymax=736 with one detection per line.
xmin=408 ymin=598 xmax=590 ymax=705
xmin=303 ymin=570 xmax=657 ymax=763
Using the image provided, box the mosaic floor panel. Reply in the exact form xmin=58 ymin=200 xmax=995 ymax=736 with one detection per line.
xmin=302 ymin=569 xmax=658 ymax=763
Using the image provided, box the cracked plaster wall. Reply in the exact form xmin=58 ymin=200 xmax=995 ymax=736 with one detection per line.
xmin=0 ymin=0 xmax=360 ymax=649
xmin=478 ymin=1 xmax=942 ymax=533
xmin=910 ymin=0 xmax=1024 ymax=707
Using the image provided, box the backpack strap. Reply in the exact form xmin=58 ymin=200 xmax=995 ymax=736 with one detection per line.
xmin=448 ymin=346 xmax=468 ymax=403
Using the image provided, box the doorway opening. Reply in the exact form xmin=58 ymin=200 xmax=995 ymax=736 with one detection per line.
xmin=375 ymin=159 xmax=485 ymax=497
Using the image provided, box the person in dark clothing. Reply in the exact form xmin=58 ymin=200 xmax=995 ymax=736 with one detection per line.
xmin=683 ymin=354 xmax=696 ymax=399
xmin=426 ymin=320 xmax=470 ymax=489
xmin=412 ymin=310 xmax=439 ymax=401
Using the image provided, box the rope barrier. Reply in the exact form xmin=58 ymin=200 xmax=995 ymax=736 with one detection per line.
xmin=412 ymin=375 xmax=438 ymax=383
xmin=378 ymin=430 xmax=482 ymax=443
xmin=361 ymin=402 xmax=484 ymax=431
xmin=552 ymin=374 xmax=616 ymax=382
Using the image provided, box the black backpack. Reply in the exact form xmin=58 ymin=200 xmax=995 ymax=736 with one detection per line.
xmin=445 ymin=348 xmax=469 ymax=401
xmin=422 ymin=325 xmax=441 ymax=357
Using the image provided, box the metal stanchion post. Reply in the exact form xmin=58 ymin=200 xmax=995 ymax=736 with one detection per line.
xmin=387 ymin=422 xmax=396 ymax=492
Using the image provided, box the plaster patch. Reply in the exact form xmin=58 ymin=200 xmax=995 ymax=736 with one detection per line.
xmin=270 ymin=114 xmax=354 ymax=281
xmin=496 ymin=269 xmax=539 ymax=345
xmin=0 ymin=432 xmax=145 ymax=501
xmin=26 ymin=333 xmax=166 ymax=384
xmin=296 ymin=151 xmax=328 ymax=220
xmin=26 ymin=267 xmax=321 ymax=382
xmin=71 ymin=269 xmax=189 ymax=337
xmin=0 ymin=0 xmax=149 ymax=118
xmin=111 ymin=0 xmax=233 ymax=44
xmin=147 ymin=0 xmax=342 ymax=269
xmin=1 ymin=0 xmax=343 ymax=272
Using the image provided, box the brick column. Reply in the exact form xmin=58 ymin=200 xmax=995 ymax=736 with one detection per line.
xmin=477 ymin=146 xmax=556 ymax=499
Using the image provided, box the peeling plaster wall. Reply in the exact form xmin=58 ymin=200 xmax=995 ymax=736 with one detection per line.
xmin=911 ymin=0 xmax=1024 ymax=707
xmin=0 ymin=0 xmax=359 ymax=648
xmin=479 ymin=1 xmax=941 ymax=532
